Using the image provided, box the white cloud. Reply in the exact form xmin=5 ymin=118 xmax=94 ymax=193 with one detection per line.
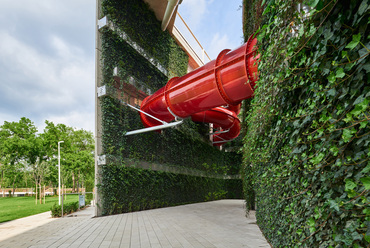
xmin=0 ymin=31 xmax=94 ymax=133
xmin=0 ymin=0 xmax=93 ymax=25
xmin=176 ymin=0 xmax=243 ymax=61
xmin=0 ymin=0 xmax=243 ymax=135
xmin=179 ymin=0 xmax=208 ymax=30
xmin=0 ymin=0 xmax=95 ymax=133
xmin=50 ymin=35 xmax=84 ymax=61
xmin=42 ymin=111 xmax=95 ymax=133
xmin=208 ymin=33 xmax=233 ymax=59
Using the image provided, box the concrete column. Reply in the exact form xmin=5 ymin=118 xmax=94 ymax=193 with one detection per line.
xmin=95 ymin=0 xmax=104 ymax=217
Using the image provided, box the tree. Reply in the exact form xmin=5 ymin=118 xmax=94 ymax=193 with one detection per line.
xmin=0 ymin=118 xmax=95 ymax=197
xmin=63 ymin=129 xmax=94 ymax=193
xmin=41 ymin=121 xmax=94 ymax=193
xmin=0 ymin=117 xmax=38 ymax=195
xmin=41 ymin=121 xmax=74 ymax=188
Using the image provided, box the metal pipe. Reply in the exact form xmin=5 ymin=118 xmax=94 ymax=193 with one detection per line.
xmin=207 ymin=129 xmax=230 ymax=136
xmin=124 ymin=102 xmax=167 ymax=125
xmin=213 ymin=139 xmax=235 ymax=145
xmin=58 ymin=141 xmax=64 ymax=205
xmin=125 ymin=120 xmax=183 ymax=136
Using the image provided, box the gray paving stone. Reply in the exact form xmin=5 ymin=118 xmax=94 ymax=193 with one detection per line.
xmin=0 ymin=200 xmax=270 ymax=248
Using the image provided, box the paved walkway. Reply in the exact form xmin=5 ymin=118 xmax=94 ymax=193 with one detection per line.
xmin=0 ymin=200 xmax=270 ymax=248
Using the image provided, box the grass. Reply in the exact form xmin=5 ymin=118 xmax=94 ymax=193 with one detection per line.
xmin=0 ymin=195 xmax=79 ymax=223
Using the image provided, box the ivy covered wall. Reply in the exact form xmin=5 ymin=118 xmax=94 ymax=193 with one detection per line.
xmin=96 ymin=0 xmax=243 ymax=216
xmin=242 ymin=0 xmax=369 ymax=247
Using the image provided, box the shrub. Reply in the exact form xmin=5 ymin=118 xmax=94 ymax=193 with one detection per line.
xmin=50 ymin=201 xmax=80 ymax=217
xmin=85 ymin=193 xmax=94 ymax=204
xmin=205 ymin=189 xmax=228 ymax=201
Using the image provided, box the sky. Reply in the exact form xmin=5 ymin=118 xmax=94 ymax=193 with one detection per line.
xmin=0 ymin=0 xmax=243 ymax=134
xmin=176 ymin=0 xmax=244 ymax=61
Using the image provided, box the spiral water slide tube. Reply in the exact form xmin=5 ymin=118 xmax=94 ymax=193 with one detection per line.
xmin=139 ymin=35 xmax=259 ymax=146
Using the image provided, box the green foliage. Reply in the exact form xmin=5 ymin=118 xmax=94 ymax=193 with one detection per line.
xmin=85 ymin=180 xmax=94 ymax=203
xmin=42 ymin=121 xmax=95 ymax=181
xmin=101 ymin=0 xmax=188 ymax=80
xmin=98 ymin=0 xmax=243 ymax=214
xmin=225 ymin=178 xmax=244 ymax=199
xmin=0 ymin=117 xmax=38 ymax=165
xmin=242 ymin=0 xmax=369 ymax=247
xmin=99 ymin=163 xmax=241 ymax=215
xmin=100 ymin=97 xmax=243 ymax=215
xmin=85 ymin=193 xmax=94 ymax=204
xmin=100 ymin=94 xmax=242 ymax=214
xmin=101 ymin=29 xmax=168 ymax=92
xmin=243 ymin=0 xmax=264 ymax=40
xmin=205 ymin=189 xmax=228 ymax=201
xmin=50 ymin=201 xmax=80 ymax=218
xmin=0 ymin=118 xmax=94 ymax=192
xmin=101 ymin=96 xmax=242 ymax=175
xmin=0 ymin=118 xmax=38 ymax=192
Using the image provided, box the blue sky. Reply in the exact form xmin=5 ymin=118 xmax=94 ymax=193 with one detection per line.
xmin=178 ymin=0 xmax=244 ymax=61
xmin=0 ymin=0 xmax=243 ymax=133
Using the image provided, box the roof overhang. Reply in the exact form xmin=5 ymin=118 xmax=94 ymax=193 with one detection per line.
xmin=143 ymin=0 xmax=178 ymax=32
xmin=142 ymin=0 xmax=204 ymax=69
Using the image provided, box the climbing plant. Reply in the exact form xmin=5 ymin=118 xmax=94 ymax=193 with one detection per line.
xmin=100 ymin=95 xmax=241 ymax=175
xmin=242 ymin=0 xmax=264 ymax=39
xmin=98 ymin=0 xmax=243 ymax=215
xmin=243 ymin=0 xmax=369 ymax=247
xmin=99 ymin=164 xmax=241 ymax=215
xmin=102 ymin=0 xmax=188 ymax=80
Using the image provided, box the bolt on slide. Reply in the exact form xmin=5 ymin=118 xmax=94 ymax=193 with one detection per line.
xmin=139 ymin=35 xmax=260 ymax=146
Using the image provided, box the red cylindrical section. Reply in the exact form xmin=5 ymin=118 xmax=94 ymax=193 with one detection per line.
xmin=140 ymin=35 xmax=259 ymax=141
xmin=191 ymin=107 xmax=241 ymax=146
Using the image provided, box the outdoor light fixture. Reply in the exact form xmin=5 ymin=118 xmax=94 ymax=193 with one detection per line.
xmin=58 ymin=141 xmax=64 ymax=205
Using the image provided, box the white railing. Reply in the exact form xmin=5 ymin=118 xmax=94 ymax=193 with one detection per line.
xmin=174 ymin=12 xmax=211 ymax=65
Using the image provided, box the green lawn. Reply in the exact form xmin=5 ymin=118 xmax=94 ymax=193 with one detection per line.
xmin=0 ymin=195 xmax=79 ymax=223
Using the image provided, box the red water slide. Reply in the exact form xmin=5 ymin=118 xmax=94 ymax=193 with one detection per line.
xmin=139 ymin=35 xmax=259 ymax=145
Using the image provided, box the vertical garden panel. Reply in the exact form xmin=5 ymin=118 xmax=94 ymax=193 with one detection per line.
xmin=95 ymin=0 xmax=243 ymax=216
xmin=242 ymin=0 xmax=370 ymax=247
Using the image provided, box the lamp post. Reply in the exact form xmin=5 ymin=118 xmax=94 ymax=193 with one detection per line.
xmin=58 ymin=141 xmax=64 ymax=205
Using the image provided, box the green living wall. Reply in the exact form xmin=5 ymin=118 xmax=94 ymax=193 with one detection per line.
xmin=98 ymin=0 xmax=242 ymax=216
xmin=243 ymin=0 xmax=369 ymax=247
